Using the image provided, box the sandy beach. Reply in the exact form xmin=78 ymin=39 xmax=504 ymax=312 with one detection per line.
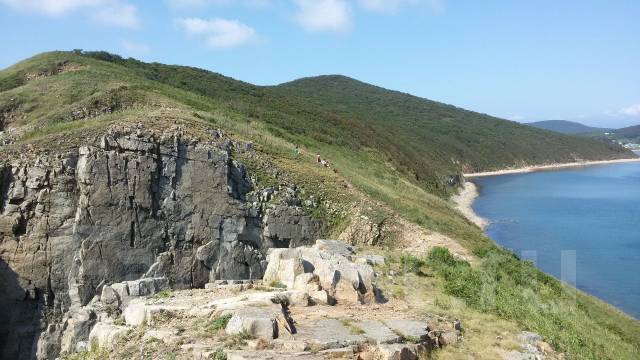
xmin=452 ymin=181 xmax=488 ymax=229
xmin=464 ymin=157 xmax=640 ymax=178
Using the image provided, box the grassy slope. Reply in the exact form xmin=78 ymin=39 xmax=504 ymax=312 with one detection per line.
xmin=1 ymin=51 xmax=639 ymax=359
xmin=72 ymin=52 xmax=634 ymax=196
xmin=272 ymin=76 xmax=632 ymax=178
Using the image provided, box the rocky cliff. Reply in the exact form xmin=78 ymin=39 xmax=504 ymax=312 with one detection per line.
xmin=0 ymin=130 xmax=324 ymax=360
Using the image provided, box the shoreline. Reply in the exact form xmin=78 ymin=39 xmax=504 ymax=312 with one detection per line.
xmin=452 ymin=181 xmax=488 ymax=229
xmin=464 ymin=157 xmax=640 ymax=178
xmin=454 ymin=156 xmax=640 ymax=230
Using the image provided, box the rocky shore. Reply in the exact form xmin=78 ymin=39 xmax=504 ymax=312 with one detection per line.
xmin=451 ymin=181 xmax=487 ymax=230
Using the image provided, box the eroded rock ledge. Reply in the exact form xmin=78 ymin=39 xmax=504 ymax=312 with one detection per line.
xmin=44 ymin=240 xmax=464 ymax=360
xmin=0 ymin=131 xmax=323 ymax=360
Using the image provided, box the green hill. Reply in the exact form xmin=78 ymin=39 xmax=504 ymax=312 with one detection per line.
xmin=1 ymin=51 xmax=639 ymax=360
xmin=271 ymin=77 xmax=632 ymax=181
xmin=4 ymin=51 xmax=632 ymax=196
xmin=581 ymin=124 xmax=640 ymax=149
xmin=527 ymin=120 xmax=611 ymax=134
xmin=613 ymin=125 xmax=640 ymax=142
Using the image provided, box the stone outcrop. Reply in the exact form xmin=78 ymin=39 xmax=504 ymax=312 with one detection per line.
xmin=0 ymin=132 xmax=324 ymax=359
xmin=505 ymin=331 xmax=555 ymax=360
xmin=23 ymin=235 xmax=477 ymax=360
xmin=263 ymin=240 xmax=380 ymax=305
xmin=50 ymin=278 xmax=461 ymax=360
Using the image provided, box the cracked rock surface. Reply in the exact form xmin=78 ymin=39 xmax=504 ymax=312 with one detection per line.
xmin=0 ymin=132 xmax=323 ymax=360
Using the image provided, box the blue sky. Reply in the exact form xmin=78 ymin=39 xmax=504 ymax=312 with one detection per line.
xmin=1 ymin=0 xmax=639 ymax=128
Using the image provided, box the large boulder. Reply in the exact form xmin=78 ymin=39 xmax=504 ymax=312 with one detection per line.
xmin=225 ymin=308 xmax=279 ymax=340
xmin=88 ymin=324 xmax=129 ymax=350
xmin=263 ymin=240 xmax=379 ymax=304
xmin=262 ymin=257 xmax=305 ymax=289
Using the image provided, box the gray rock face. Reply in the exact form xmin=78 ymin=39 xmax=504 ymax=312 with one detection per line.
xmin=0 ymin=133 xmax=324 ymax=359
xmin=263 ymin=205 xmax=324 ymax=248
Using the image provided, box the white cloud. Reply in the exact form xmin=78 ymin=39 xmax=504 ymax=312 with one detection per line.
xmin=0 ymin=0 xmax=140 ymax=28
xmin=166 ymin=0 xmax=271 ymax=9
xmin=0 ymin=0 xmax=100 ymax=16
xmin=358 ymin=0 xmax=444 ymax=13
xmin=92 ymin=2 xmax=140 ymax=28
xmin=620 ymin=103 xmax=640 ymax=117
xmin=177 ymin=17 xmax=259 ymax=49
xmin=293 ymin=0 xmax=351 ymax=33
xmin=121 ymin=40 xmax=151 ymax=55
xmin=166 ymin=0 xmax=209 ymax=8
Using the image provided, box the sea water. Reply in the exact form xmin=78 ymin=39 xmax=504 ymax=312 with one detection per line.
xmin=472 ymin=161 xmax=640 ymax=318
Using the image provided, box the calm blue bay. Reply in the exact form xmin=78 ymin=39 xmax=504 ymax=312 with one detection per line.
xmin=472 ymin=161 xmax=640 ymax=319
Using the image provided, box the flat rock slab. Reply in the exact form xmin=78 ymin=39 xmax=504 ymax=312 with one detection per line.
xmin=383 ymin=319 xmax=429 ymax=343
xmin=294 ymin=318 xmax=366 ymax=350
xmin=228 ymin=350 xmax=324 ymax=359
xmin=314 ymin=239 xmax=355 ymax=257
xmin=356 ymin=320 xmax=402 ymax=344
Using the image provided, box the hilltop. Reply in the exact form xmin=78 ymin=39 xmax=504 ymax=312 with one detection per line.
xmin=1 ymin=51 xmax=633 ymax=195
xmin=1 ymin=51 xmax=639 ymax=360
xmin=526 ymin=120 xmax=611 ymax=134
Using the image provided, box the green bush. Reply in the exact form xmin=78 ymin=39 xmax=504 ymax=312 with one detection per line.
xmin=399 ymin=254 xmax=426 ymax=275
xmin=154 ymin=290 xmax=173 ymax=299
xmin=268 ymin=280 xmax=287 ymax=289
xmin=211 ymin=349 xmax=227 ymax=360
xmin=207 ymin=314 xmax=233 ymax=332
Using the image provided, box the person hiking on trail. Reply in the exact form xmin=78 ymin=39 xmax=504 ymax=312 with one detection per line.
xmin=316 ymin=154 xmax=321 ymax=163
xmin=293 ymin=145 xmax=301 ymax=157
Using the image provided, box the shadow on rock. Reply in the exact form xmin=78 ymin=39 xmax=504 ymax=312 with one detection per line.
xmin=0 ymin=257 xmax=43 ymax=360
